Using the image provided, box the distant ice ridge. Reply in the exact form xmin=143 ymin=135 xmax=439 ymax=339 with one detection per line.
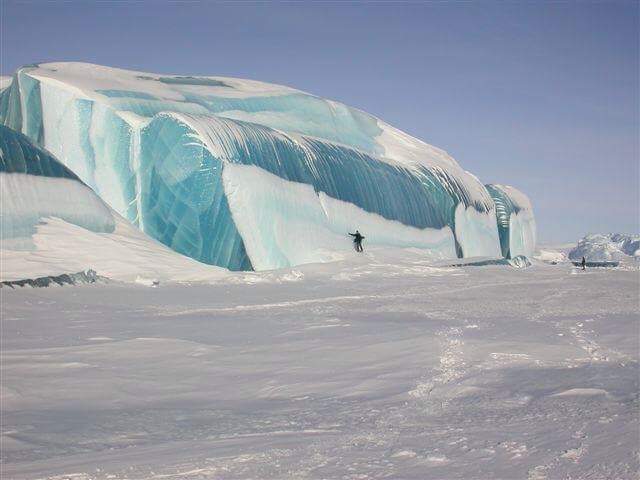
xmin=1 ymin=62 xmax=534 ymax=270
xmin=569 ymin=234 xmax=640 ymax=262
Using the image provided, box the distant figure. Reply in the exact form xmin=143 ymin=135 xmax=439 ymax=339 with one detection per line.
xmin=581 ymin=256 xmax=586 ymax=270
xmin=349 ymin=230 xmax=365 ymax=252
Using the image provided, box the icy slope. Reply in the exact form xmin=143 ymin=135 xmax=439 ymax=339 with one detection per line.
xmin=1 ymin=62 xmax=533 ymax=269
xmin=0 ymin=125 xmax=226 ymax=282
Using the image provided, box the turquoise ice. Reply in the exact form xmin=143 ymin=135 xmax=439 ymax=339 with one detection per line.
xmin=1 ymin=62 xmax=535 ymax=269
xmin=486 ymin=184 xmax=536 ymax=258
xmin=0 ymin=124 xmax=115 ymax=246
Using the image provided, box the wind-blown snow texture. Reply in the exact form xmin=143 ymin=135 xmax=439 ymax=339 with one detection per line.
xmin=2 ymin=252 xmax=638 ymax=479
xmin=0 ymin=62 xmax=533 ymax=270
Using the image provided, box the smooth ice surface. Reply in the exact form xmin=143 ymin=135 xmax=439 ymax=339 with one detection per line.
xmin=1 ymin=251 xmax=638 ymax=479
xmin=569 ymin=233 xmax=640 ymax=262
xmin=453 ymin=203 xmax=501 ymax=258
xmin=222 ymin=163 xmax=457 ymax=269
xmin=0 ymin=62 xmax=522 ymax=269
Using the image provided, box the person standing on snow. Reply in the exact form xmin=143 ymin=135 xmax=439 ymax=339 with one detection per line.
xmin=581 ymin=256 xmax=586 ymax=270
xmin=349 ymin=230 xmax=365 ymax=252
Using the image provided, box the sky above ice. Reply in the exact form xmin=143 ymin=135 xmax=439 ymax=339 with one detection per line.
xmin=2 ymin=1 xmax=638 ymax=243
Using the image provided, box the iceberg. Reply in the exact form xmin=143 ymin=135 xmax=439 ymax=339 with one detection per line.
xmin=1 ymin=62 xmax=534 ymax=270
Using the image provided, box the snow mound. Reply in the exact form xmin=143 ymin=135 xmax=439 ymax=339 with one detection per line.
xmin=534 ymin=249 xmax=567 ymax=264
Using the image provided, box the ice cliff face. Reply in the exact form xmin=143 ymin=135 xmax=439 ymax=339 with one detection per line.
xmin=1 ymin=62 xmax=534 ymax=270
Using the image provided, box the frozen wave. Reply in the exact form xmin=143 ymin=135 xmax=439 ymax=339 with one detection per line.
xmin=1 ymin=62 xmax=536 ymax=269
xmin=0 ymin=125 xmax=226 ymax=283
xmin=486 ymin=184 xmax=536 ymax=258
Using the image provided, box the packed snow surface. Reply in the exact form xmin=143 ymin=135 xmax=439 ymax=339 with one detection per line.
xmin=2 ymin=251 xmax=638 ymax=479
xmin=1 ymin=62 xmax=535 ymax=269
xmin=569 ymin=233 xmax=640 ymax=262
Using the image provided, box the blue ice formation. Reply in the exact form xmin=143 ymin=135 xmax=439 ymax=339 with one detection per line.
xmin=0 ymin=124 xmax=115 ymax=247
xmin=1 ymin=62 xmax=535 ymax=270
xmin=485 ymin=184 xmax=536 ymax=258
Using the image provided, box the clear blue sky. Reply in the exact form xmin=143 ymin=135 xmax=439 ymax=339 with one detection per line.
xmin=2 ymin=1 xmax=638 ymax=243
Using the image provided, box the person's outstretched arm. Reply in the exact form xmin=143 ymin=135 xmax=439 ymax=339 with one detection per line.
xmin=348 ymin=233 xmax=356 ymax=237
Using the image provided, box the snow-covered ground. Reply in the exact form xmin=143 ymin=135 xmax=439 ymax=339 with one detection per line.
xmin=1 ymin=250 xmax=638 ymax=479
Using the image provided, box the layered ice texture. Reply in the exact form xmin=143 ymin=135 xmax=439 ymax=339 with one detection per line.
xmin=0 ymin=124 xmax=115 ymax=249
xmin=485 ymin=184 xmax=536 ymax=259
xmin=0 ymin=124 xmax=227 ymax=283
xmin=1 ymin=62 xmax=534 ymax=270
